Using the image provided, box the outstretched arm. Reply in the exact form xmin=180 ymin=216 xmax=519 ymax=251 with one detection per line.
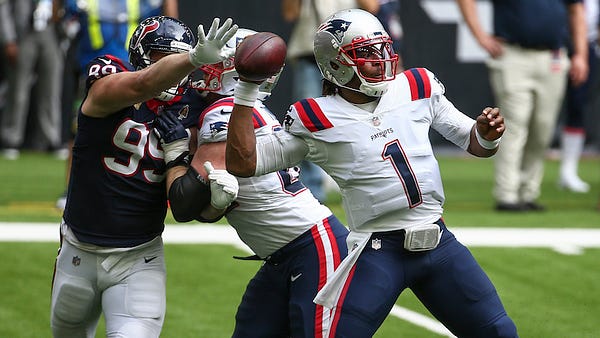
xmin=83 ymin=17 xmax=238 ymax=117
xmin=155 ymin=111 xmax=238 ymax=222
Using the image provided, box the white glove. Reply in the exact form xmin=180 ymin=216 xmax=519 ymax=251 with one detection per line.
xmin=189 ymin=18 xmax=238 ymax=67
xmin=204 ymin=161 xmax=238 ymax=209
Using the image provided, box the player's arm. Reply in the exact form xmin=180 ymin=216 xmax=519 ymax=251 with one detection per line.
xmin=227 ymin=81 xmax=308 ymax=177
xmin=156 ymin=113 xmax=237 ymax=222
xmin=82 ymin=17 xmax=238 ymax=118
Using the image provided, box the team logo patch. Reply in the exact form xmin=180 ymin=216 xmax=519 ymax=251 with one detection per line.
xmin=372 ymin=116 xmax=381 ymax=126
xmin=72 ymin=256 xmax=81 ymax=266
xmin=176 ymin=105 xmax=189 ymax=120
xmin=318 ymin=19 xmax=352 ymax=43
xmin=371 ymin=238 xmax=382 ymax=250
xmin=283 ymin=114 xmax=295 ymax=132
xmin=210 ymin=121 xmax=228 ymax=137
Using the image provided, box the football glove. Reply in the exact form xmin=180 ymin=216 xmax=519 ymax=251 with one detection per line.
xmin=154 ymin=108 xmax=190 ymax=169
xmin=189 ymin=18 xmax=238 ymax=67
xmin=204 ymin=161 xmax=238 ymax=210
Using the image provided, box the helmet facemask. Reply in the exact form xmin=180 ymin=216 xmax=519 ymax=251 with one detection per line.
xmin=193 ymin=28 xmax=283 ymax=101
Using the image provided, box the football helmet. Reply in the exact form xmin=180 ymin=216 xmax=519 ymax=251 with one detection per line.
xmin=194 ymin=28 xmax=282 ymax=101
xmin=314 ymin=8 xmax=398 ymax=97
xmin=128 ymin=16 xmax=196 ymax=101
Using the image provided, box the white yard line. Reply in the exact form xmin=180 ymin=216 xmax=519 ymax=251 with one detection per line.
xmin=3 ymin=222 xmax=600 ymax=337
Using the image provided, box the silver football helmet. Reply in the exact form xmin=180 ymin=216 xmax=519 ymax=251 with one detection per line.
xmin=314 ymin=8 xmax=398 ymax=97
xmin=194 ymin=28 xmax=282 ymax=101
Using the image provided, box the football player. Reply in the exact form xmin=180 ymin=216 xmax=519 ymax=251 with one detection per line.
xmin=154 ymin=28 xmax=349 ymax=338
xmin=225 ymin=9 xmax=518 ymax=338
xmin=50 ymin=16 xmax=238 ymax=338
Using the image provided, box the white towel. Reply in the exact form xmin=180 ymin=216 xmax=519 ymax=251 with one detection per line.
xmin=314 ymin=231 xmax=372 ymax=308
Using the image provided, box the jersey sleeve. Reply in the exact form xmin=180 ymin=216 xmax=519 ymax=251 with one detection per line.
xmin=84 ymin=55 xmax=133 ymax=91
xmin=427 ymin=69 xmax=474 ymax=150
xmin=197 ymin=99 xmax=233 ymax=144
xmin=283 ymin=98 xmax=334 ymax=138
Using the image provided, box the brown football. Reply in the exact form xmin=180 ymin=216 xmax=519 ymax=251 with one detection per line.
xmin=234 ymin=32 xmax=286 ymax=82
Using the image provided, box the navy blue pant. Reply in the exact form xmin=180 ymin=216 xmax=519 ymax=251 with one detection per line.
xmin=565 ymin=43 xmax=597 ymax=129
xmin=232 ymin=216 xmax=349 ymax=338
xmin=331 ymin=220 xmax=518 ymax=338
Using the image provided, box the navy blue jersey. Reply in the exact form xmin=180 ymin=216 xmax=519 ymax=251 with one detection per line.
xmin=63 ymin=55 xmax=205 ymax=247
xmin=492 ymin=0 xmax=582 ymax=50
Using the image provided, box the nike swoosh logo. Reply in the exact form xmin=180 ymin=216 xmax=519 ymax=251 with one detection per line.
xmin=99 ymin=57 xmax=111 ymax=65
xmin=290 ymin=273 xmax=302 ymax=282
xmin=144 ymin=256 xmax=158 ymax=263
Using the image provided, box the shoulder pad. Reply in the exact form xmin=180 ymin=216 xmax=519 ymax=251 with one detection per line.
xmin=85 ymin=55 xmax=133 ymax=90
xmin=286 ymin=98 xmax=333 ymax=133
xmin=402 ymin=67 xmax=445 ymax=101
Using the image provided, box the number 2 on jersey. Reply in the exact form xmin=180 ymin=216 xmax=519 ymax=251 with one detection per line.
xmin=382 ymin=140 xmax=422 ymax=207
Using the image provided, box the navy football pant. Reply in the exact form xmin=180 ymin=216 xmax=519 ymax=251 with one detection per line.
xmin=232 ymin=215 xmax=349 ymax=338
xmin=330 ymin=220 xmax=518 ymax=338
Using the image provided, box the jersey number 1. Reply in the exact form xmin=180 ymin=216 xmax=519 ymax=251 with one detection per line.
xmin=382 ymin=140 xmax=422 ymax=208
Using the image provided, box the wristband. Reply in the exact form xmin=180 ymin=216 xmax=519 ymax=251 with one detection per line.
xmin=475 ymin=129 xmax=501 ymax=150
xmin=233 ymin=81 xmax=260 ymax=107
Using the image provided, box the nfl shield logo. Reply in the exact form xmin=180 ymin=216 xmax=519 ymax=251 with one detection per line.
xmin=371 ymin=238 xmax=382 ymax=250
xmin=72 ymin=256 xmax=81 ymax=266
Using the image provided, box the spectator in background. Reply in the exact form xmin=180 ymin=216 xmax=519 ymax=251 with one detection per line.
xmin=558 ymin=0 xmax=599 ymax=193
xmin=457 ymin=0 xmax=588 ymax=212
xmin=0 ymin=0 xmax=64 ymax=160
xmin=55 ymin=0 xmax=179 ymax=210
xmin=281 ymin=0 xmax=377 ymax=203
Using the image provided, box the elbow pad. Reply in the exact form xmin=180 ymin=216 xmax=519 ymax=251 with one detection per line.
xmin=168 ymin=166 xmax=211 ymax=222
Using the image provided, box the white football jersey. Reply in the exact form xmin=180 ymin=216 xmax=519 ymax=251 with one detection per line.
xmin=198 ymin=97 xmax=334 ymax=258
xmin=283 ymin=68 xmax=475 ymax=232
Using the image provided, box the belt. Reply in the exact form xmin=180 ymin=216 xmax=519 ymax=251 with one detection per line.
xmin=507 ymin=42 xmax=556 ymax=51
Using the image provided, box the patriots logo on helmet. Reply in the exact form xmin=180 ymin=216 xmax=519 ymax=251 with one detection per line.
xmin=318 ymin=19 xmax=352 ymax=43
xmin=132 ymin=19 xmax=160 ymax=49
xmin=210 ymin=121 xmax=228 ymax=137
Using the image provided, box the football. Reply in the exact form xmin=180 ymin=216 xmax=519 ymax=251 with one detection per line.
xmin=234 ymin=32 xmax=286 ymax=82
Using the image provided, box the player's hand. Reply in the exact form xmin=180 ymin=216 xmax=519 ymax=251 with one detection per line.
xmin=476 ymin=107 xmax=504 ymax=141
xmin=189 ymin=17 xmax=238 ymax=67
xmin=204 ymin=161 xmax=238 ymax=210
xmin=154 ymin=108 xmax=190 ymax=168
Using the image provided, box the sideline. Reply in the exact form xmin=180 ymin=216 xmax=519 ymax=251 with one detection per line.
xmin=3 ymin=223 xmax=600 ymax=337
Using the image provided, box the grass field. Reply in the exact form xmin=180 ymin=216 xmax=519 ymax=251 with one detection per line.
xmin=1 ymin=151 xmax=599 ymax=337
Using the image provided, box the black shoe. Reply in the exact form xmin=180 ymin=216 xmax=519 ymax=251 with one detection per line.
xmin=523 ymin=202 xmax=546 ymax=212
xmin=495 ymin=202 xmax=525 ymax=212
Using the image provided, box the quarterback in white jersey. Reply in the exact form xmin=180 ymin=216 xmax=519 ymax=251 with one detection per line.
xmin=226 ymin=9 xmax=518 ymax=338
xmin=154 ymin=28 xmax=349 ymax=338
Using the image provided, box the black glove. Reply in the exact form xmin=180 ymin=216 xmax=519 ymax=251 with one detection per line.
xmin=154 ymin=109 xmax=190 ymax=169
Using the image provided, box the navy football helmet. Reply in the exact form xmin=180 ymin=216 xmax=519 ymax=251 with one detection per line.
xmin=128 ymin=16 xmax=196 ymax=101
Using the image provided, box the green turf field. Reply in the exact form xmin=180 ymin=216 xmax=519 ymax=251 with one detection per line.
xmin=1 ymin=151 xmax=599 ymax=337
